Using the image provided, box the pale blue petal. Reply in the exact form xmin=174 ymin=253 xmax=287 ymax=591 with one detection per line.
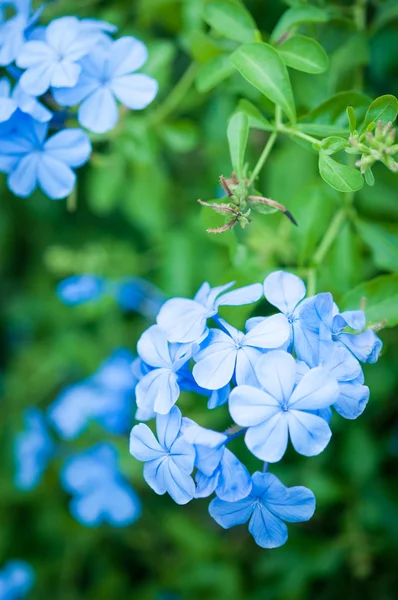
xmin=78 ymin=87 xmax=119 ymax=133
xmin=209 ymin=496 xmax=254 ymax=528
xmin=245 ymin=413 xmax=289 ymax=462
xmin=255 ymin=350 xmax=296 ymax=404
xmin=338 ymin=329 xmax=382 ymax=363
xmin=289 ymin=367 xmax=339 ymax=410
xmin=229 ymin=385 xmax=280 ymax=427
xmin=14 ymin=86 xmax=52 ymax=122
xmin=235 ymin=346 xmax=263 ymax=386
xmin=18 ymin=62 xmax=55 ymax=96
xmin=195 ymin=470 xmax=219 ymax=498
xmin=0 ymin=96 xmax=16 ymax=122
xmin=340 ymin=310 xmax=366 ymax=331
xmin=156 ymin=405 xmax=182 ymax=450
xmin=136 ymin=368 xmax=180 ymax=415
xmin=263 ymin=270 xmax=306 ymax=314
xmin=245 ymin=316 xmax=266 ymax=331
xmin=243 ymin=313 xmax=291 ymax=349
xmin=104 ymin=482 xmax=141 ymax=526
xmin=44 ymin=129 xmax=91 ymax=167
xmin=297 ymin=292 xmax=334 ymax=330
xmin=207 ymin=383 xmax=230 ymax=409
xmin=193 ymin=330 xmax=237 ymax=390
xmin=334 ymin=381 xmax=369 ymax=419
xmin=143 ymin=457 xmax=168 ymax=494
xmin=288 ymin=410 xmax=332 ymax=456
xmin=156 ymin=297 xmax=210 ymax=343
xmin=168 ymin=437 xmax=195 ymax=473
xmin=8 ymin=153 xmax=39 ymax=197
xmin=16 ymin=40 xmax=53 ymax=69
xmin=137 ymin=325 xmax=172 ymax=368
xmin=107 ymin=36 xmax=148 ymax=77
xmin=158 ymin=457 xmax=195 ymax=504
xmin=260 ymin=474 xmax=316 ymax=522
xmin=52 ymin=73 xmax=98 ymax=106
xmin=216 ymin=449 xmax=252 ymax=502
xmin=37 ymin=154 xmax=76 ymax=199
xmin=248 ymin=505 xmax=288 ymax=548
xmin=293 ymin=320 xmax=320 ymax=366
xmin=51 ymin=60 xmax=81 ymax=88
xmin=216 ymin=282 xmax=262 ymax=307
xmin=111 ymin=73 xmax=158 ymax=109
xmin=129 ymin=423 xmax=165 ymax=461
xmin=319 ymin=341 xmax=361 ymax=382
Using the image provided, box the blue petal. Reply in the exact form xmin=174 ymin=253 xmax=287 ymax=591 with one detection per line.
xmin=216 ymin=449 xmax=252 ymax=502
xmin=157 ymin=297 xmax=211 ymax=343
xmin=216 ymin=282 xmax=262 ymax=308
xmin=338 ymin=329 xmax=382 ymax=363
xmin=37 ymin=154 xmax=76 ymax=199
xmin=107 ymin=36 xmax=148 ymax=77
xmin=57 ymin=275 xmax=104 ymax=305
xmin=193 ymin=329 xmax=237 ymax=390
xmin=145 ymin=457 xmax=195 ymax=504
xmin=137 ymin=325 xmax=172 ymax=368
xmin=287 ymin=410 xmax=332 ymax=456
xmin=78 ymin=87 xmax=119 ymax=133
xmin=229 ymin=385 xmax=280 ymax=427
xmin=339 ymin=310 xmax=366 ymax=331
xmin=289 ymin=367 xmax=339 ymax=410
xmin=334 ymin=380 xmax=369 ymax=419
xmin=207 ymin=383 xmax=230 ymax=409
xmin=111 ymin=73 xmax=158 ymax=109
xmin=135 ymin=368 xmax=180 ymax=415
xmin=156 ymin=405 xmax=182 ymax=451
xmin=44 ymin=128 xmax=91 ymax=167
xmin=254 ymin=350 xmax=296 ymax=404
xmin=102 ymin=481 xmax=141 ymax=526
xmin=319 ymin=341 xmax=361 ymax=382
xmin=235 ymin=346 xmax=263 ymax=386
xmin=195 ymin=469 xmax=219 ymax=498
xmin=259 ymin=473 xmax=316 ymax=522
xmin=129 ymin=423 xmax=165 ymax=461
xmin=243 ymin=313 xmax=291 ymax=349
xmin=245 ymin=413 xmax=289 ymax=462
xmin=248 ymin=504 xmax=288 ymax=548
xmin=209 ymin=495 xmax=254 ymax=528
xmin=263 ymin=270 xmax=306 ymax=314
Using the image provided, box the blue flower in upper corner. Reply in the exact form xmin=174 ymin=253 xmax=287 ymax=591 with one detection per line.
xmin=135 ymin=325 xmax=197 ymax=416
xmin=56 ymin=274 xmax=104 ymax=305
xmin=181 ymin=419 xmax=252 ymax=502
xmin=247 ymin=271 xmax=333 ymax=366
xmin=0 ymin=77 xmax=52 ymax=124
xmin=157 ymin=281 xmax=263 ymax=344
xmin=0 ymin=116 xmax=91 ymax=198
xmin=61 ymin=443 xmax=141 ymax=527
xmin=321 ymin=309 xmax=382 ymax=364
xmin=0 ymin=0 xmax=32 ymax=67
xmin=129 ymin=406 xmax=196 ymax=505
xmin=192 ymin=315 xmax=290 ymax=390
xmin=209 ymin=471 xmax=315 ymax=549
xmin=14 ymin=408 xmax=53 ymax=491
xmin=16 ymin=16 xmax=104 ymax=96
xmin=229 ymin=350 xmax=339 ymax=462
xmin=52 ymin=36 xmax=158 ymax=133
xmin=0 ymin=559 xmax=34 ymax=600
xmin=48 ymin=349 xmax=136 ymax=439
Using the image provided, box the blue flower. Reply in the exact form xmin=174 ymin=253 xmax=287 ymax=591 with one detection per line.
xmin=157 ymin=281 xmax=263 ymax=344
xmin=0 ymin=77 xmax=52 ymax=124
xmin=61 ymin=443 xmax=141 ymax=527
xmin=0 ymin=116 xmax=91 ymax=198
xmin=182 ymin=419 xmax=252 ymax=501
xmin=115 ymin=277 xmax=165 ymax=318
xmin=192 ymin=315 xmax=290 ymax=390
xmin=0 ymin=560 xmax=34 ymax=600
xmin=14 ymin=408 xmax=53 ymax=490
xmin=129 ymin=406 xmax=196 ymax=505
xmin=48 ymin=349 xmax=136 ymax=439
xmin=323 ymin=310 xmax=382 ymax=364
xmin=135 ymin=325 xmax=196 ymax=415
xmin=229 ymin=350 xmax=339 ymax=462
xmin=17 ymin=16 xmax=103 ymax=96
xmin=249 ymin=271 xmax=333 ymax=366
xmin=56 ymin=274 xmax=104 ymax=305
xmin=52 ymin=36 xmax=158 ymax=133
xmin=0 ymin=1 xmax=31 ymax=67
xmin=209 ymin=471 xmax=315 ymax=549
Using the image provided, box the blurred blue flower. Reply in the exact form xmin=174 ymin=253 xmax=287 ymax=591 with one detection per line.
xmin=192 ymin=315 xmax=290 ymax=390
xmin=48 ymin=349 xmax=136 ymax=439
xmin=209 ymin=471 xmax=315 ymax=549
xmin=61 ymin=443 xmax=141 ymax=527
xmin=56 ymin=274 xmax=104 ymax=305
xmin=0 ymin=0 xmax=31 ymax=67
xmin=182 ymin=419 xmax=252 ymax=501
xmin=0 ymin=115 xmax=91 ymax=198
xmin=229 ymin=350 xmax=339 ymax=462
xmin=135 ymin=325 xmax=196 ymax=415
xmin=115 ymin=277 xmax=165 ymax=318
xmin=129 ymin=406 xmax=195 ymax=504
xmin=0 ymin=559 xmax=34 ymax=599
xmin=14 ymin=408 xmax=53 ymax=490
xmin=0 ymin=77 xmax=52 ymax=124
xmin=53 ymin=36 xmax=158 ymax=133
xmin=157 ymin=281 xmax=263 ymax=344
xmin=17 ymin=16 xmax=102 ymax=96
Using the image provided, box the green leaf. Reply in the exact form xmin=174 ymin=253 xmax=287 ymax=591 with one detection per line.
xmin=270 ymin=6 xmax=330 ymax=43
xmin=318 ymin=152 xmax=363 ymax=192
xmin=277 ymin=35 xmax=329 ymax=74
xmin=235 ymin=99 xmax=273 ymax=131
xmin=298 ymin=91 xmax=371 ymax=136
xmin=370 ymin=0 xmax=398 ymax=34
xmin=362 ymin=95 xmax=398 ymax=131
xmin=319 ymin=136 xmax=350 ymax=155
xmin=328 ymin=34 xmax=369 ymax=93
xmin=342 ymin=274 xmax=398 ymax=328
xmin=161 ymin=120 xmax=199 ymax=153
xmin=227 ymin=112 xmax=249 ymax=178
xmin=203 ymin=0 xmax=257 ymax=43
xmin=356 ymin=220 xmax=398 ymax=273
xmin=230 ymin=42 xmax=296 ymax=123
xmin=195 ymin=54 xmax=235 ymax=93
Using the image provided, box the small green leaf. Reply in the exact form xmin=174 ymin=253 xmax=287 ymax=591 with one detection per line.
xmin=356 ymin=220 xmax=398 ymax=273
xmin=342 ymin=274 xmax=398 ymax=328
xmin=203 ymin=0 xmax=257 ymax=43
xmin=195 ymin=54 xmax=235 ymax=93
xmin=318 ymin=152 xmax=364 ymax=192
xmin=270 ymin=6 xmax=330 ymax=43
xmin=346 ymin=106 xmax=356 ymax=133
xmin=277 ymin=35 xmax=329 ymax=74
xmin=364 ymin=168 xmax=375 ymax=186
xmin=319 ymin=136 xmax=350 ymax=155
xmin=235 ymin=99 xmax=273 ymax=131
xmin=362 ymin=94 xmax=398 ymax=131
xmin=230 ymin=42 xmax=296 ymax=123
xmin=227 ymin=112 xmax=249 ymax=178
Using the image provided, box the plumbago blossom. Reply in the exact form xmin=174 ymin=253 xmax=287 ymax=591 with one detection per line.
xmin=130 ymin=271 xmax=383 ymax=549
xmin=0 ymin=2 xmax=158 ymax=200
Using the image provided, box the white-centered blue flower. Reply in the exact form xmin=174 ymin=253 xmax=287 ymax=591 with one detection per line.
xmin=229 ymin=350 xmax=339 ymax=462
xmin=135 ymin=325 xmax=197 ymax=415
xmin=209 ymin=471 xmax=316 ymax=549
xmin=192 ymin=315 xmax=290 ymax=390
xmin=0 ymin=116 xmax=91 ymax=198
xmin=17 ymin=16 xmax=102 ymax=96
xmin=52 ymin=36 xmax=158 ymax=133
xmin=61 ymin=443 xmax=141 ymax=527
xmin=129 ymin=406 xmax=196 ymax=505
xmin=157 ymin=281 xmax=263 ymax=344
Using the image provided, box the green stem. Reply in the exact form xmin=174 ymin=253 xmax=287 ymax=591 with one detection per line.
xmin=307 ymin=268 xmax=317 ymax=297
xmin=248 ymin=131 xmax=278 ymax=187
xmin=278 ymin=126 xmax=319 ymax=145
xmin=149 ymin=63 xmax=198 ymax=126
xmin=312 ymin=208 xmax=346 ymax=266
xmin=66 ymin=186 xmax=77 ymax=213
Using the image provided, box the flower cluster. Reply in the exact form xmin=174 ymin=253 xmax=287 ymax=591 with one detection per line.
xmin=130 ymin=271 xmax=382 ymax=548
xmin=0 ymin=560 xmax=34 ymax=599
xmin=0 ymin=1 xmax=157 ymax=200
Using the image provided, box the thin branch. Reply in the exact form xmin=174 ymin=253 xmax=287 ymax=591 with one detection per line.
xmin=248 ymin=195 xmax=298 ymax=225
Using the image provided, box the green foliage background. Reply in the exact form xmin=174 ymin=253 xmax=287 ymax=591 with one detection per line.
xmin=1 ymin=0 xmax=398 ymax=598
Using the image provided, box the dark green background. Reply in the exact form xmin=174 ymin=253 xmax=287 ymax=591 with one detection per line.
xmin=1 ymin=0 xmax=398 ymax=598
